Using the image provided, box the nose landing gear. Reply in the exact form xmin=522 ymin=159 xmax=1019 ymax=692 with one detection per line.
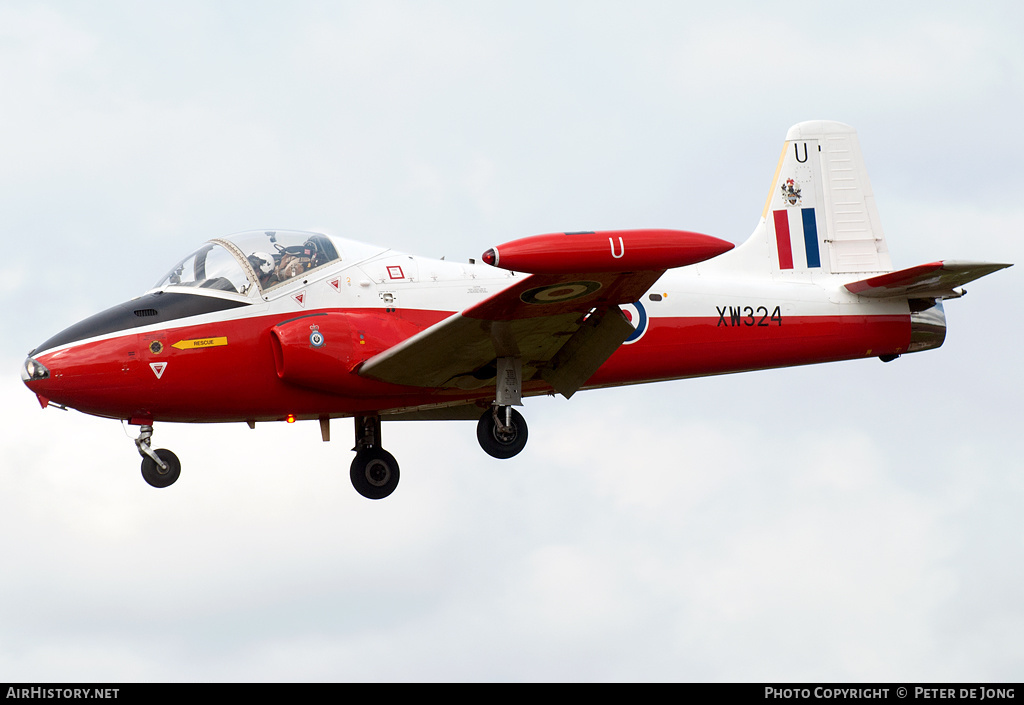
xmin=132 ymin=424 xmax=181 ymax=488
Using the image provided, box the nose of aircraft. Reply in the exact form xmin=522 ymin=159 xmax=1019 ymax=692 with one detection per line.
xmin=22 ymin=356 xmax=49 ymax=382
xmin=21 ymin=355 xmax=54 ymax=408
xmin=21 ymin=323 xmax=145 ymax=417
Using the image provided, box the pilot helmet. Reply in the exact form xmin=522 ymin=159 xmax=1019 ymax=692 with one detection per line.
xmin=248 ymin=252 xmax=275 ymax=277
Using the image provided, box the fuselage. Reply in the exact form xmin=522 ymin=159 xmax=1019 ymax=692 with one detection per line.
xmin=22 ymin=229 xmax=916 ymax=425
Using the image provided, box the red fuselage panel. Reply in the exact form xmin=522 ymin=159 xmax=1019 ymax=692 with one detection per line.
xmin=26 ymin=308 xmax=910 ymax=423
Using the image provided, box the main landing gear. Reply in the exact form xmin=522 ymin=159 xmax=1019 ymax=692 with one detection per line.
xmin=477 ymin=405 xmax=528 ymax=459
xmin=345 ymin=406 xmax=527 ymax=500
xmin=346 ymin=404 xmax=528 ymax=500
xmin=350 ymin=415 xmax=400 ymax=500
xmin=476 ymin=356 xmax=529 ymax=459
xmin=132 ymin=424 xmax=181 ymax=488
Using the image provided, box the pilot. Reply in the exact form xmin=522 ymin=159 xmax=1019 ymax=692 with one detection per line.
xmin=248 ymin=252 xmax=277 ymax=287
xmin=304 ymin=234 xmax=339 ymax=269
xmin=276 ymin=251 xmax=307 ymax=282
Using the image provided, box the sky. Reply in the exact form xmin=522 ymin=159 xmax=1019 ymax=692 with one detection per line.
xmin=1 ymin=0 xmax=1022 ymax=683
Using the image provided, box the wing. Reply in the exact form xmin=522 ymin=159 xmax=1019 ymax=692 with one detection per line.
xmin=844 ymin=260 xmax=1011 ymax=299
xmin=356 ymin=269 xmax=664 ymax=398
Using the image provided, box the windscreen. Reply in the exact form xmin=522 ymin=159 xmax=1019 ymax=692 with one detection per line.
xmin=153 ymin=242 xmax=251 ymax=294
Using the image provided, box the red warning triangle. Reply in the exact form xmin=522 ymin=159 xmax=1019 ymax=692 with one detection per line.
xmin=293 ymin=291 xmax=306 ymax=307
xmin=149 ymin=362 xmax=167 ymax=379
xmin=328 ymin=278 xmax=340 ymax=291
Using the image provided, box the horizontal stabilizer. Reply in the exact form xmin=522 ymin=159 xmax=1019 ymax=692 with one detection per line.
xmin=844 ymin=260 xmax=1011 ymax=299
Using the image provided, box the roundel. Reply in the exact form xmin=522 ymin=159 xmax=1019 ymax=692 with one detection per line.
xmin=309 ymin=329 xmax=325 ymax=348
xmin=620 ymin=301 xmax=648 ymax=344
xmin=520 ymin=280 xmax=602 ymax=305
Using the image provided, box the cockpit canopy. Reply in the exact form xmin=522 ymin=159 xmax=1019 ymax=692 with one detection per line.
xmin=153 ymin=230 xmax=342 ymax=296
xmin=30 ymin=230 xmax=382 ymax=356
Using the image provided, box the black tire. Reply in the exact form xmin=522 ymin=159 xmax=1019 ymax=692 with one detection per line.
xmin=350 ymin=448 xmax=400 ymax=500
xmin=140 ymin=449 xmax=181 ymax=488
xmin=477 ymin=407 xmax=528 ymax=459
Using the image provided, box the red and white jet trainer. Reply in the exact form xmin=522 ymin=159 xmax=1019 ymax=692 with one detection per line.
xmin=21 ymin=121 xmax=1010 ymax=499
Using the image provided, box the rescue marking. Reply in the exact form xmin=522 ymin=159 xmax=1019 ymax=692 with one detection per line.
xmin=716 ymin=305 xmax=783 ymax=327
xmin=149 ymin=362 xmax=167 ymax=379
xmin=171 ymin=337 xmax=228 ymax=350
xmin=387 ymin=265 xmax=405 ymax=280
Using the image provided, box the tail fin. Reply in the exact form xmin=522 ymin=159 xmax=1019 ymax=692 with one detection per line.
xmin=734 ymin=120 xmax=893 ymax=277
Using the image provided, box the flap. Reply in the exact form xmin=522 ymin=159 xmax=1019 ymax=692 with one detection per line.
xmin=357 ymin=269 xmax=664 ymax=397
xmin=844 ymin=260 xmax=1011 ymax=299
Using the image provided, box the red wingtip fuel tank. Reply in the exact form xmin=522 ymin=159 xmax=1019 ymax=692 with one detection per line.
xmin=481 ymin=229 xmax=734 ymax=274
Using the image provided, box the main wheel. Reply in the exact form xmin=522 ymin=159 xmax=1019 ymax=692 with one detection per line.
xmin=477 ymin=407 xmax=528 ymax=459
xmin=140 ymin=449 xmax=181 ymax=488
xmin=350 ymin=448 xmax=400 ymax=500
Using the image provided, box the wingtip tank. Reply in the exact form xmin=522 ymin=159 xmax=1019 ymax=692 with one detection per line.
xmin=482 ymin=229 xmax=734 ymax=274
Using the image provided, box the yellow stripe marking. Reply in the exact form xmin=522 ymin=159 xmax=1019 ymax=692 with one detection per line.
xmin=762 ymin=143 xmax=788 ymax=219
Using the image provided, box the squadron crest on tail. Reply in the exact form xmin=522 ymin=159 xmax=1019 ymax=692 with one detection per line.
xmin=781 ymin=177 xmax=802 ymax=206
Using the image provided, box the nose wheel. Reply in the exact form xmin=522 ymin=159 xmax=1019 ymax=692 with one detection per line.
xmin=141 ymin=448 xmax=181 ymax=488
xmin=132 ymin=424 xmax=181 ymax=488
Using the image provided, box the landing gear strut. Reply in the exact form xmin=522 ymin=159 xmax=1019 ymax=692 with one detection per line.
xmin=350 ymin=415 xmax=400 ymax=500
xmin=477 ymin=405 xmax=528 ymax=459
xmin=133 ymin=424 xmax=181 ymax=488
xmin=476 ymin=355 xmax=529 ymax=459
